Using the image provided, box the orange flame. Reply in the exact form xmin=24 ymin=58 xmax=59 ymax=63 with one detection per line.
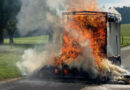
xmin=67 ymin=0 xmax=99 ymax=11
xmin=54 ymin=0 xmax=107 ymax=70
xmin=64 ymin=69 xmax=68 ymax=74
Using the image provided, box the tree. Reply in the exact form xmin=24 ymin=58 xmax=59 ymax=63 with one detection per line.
xmin=0 ymin=0 xmax=6 ymax=44
xmin=6 ymin=19 xmax=17 ymax=44
xmin=4 ymin=0 xmax=21 ymax=44
xmin=48 ymin=29 xmax=54 ymax=42
xmin=0 ymin=0 xmax=21 ymax=44
xmin=0 ymin=0 xmax=18 ymax=44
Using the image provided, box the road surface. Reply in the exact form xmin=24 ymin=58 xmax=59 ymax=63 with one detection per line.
xmin=121 ymin=46 xmax=130 ymax=70
xmin=0 ymin=46 xmax=130 ymax=90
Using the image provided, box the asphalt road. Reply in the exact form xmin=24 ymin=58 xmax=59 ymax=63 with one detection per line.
xmin=121 ymin=46 xmax=130 ymax=70
xmin=0 ymin=46 xmax=130 ymax=90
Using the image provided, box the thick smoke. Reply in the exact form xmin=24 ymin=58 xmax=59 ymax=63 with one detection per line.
xmin=17 ymin=0 xmax=66 ymax=36
xmin=17 ymin=49 xmax=50 ymax=75
xmin=68 ymin=43 xmax=99 ymax=79
xmin=16 ymin=0 xmax=66 ymax=75
xmin=17 ymin=43 xmax=61 ymax=75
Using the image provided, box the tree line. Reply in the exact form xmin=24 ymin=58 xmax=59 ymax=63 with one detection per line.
xmin=116 ymin=7 xmax=130 ymax=24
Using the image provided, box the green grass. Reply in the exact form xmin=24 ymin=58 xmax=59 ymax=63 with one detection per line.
xmin=0 ymin=46 xmax=24 ymax=81
xmin=121 ymin=24 xmax=130 ymax=35
xmin=0 ymin=53 xmax=21 ymax=80
xmin=121 ymin=24 xmax=130 ymax=47
xmin=4 ymin=35 xmax=49 ymax=45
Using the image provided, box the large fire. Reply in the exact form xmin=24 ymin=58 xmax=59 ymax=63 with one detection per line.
xmin=17 ymin=0 xmax=130 ymax=83
xmin=55 ymin=13 xmax=107 ymax=68
xmin=54 ymin=0 xmax=106 ymax=71
xmin=49 ymin=1 xmax=129 ymax=80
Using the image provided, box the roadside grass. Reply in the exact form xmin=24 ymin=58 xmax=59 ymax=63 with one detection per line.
xmin=121 ymin=24 xmax=130 ymax=47
xmin=0 ymin=53 xmax=21 ymax=80
xmin=0 ymin=46 xmax=25 ymax=81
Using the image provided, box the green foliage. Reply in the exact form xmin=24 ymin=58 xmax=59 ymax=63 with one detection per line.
xmin=116 ymin=7 xmax=130 ymax=24
xmin=0 ymin=0 xmax=21 ymax=44
xmin=7 ymin=20 xmax=16 ymax=31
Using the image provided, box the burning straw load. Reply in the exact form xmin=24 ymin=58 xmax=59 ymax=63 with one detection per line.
xmin=55 ymin=11 xmax=107 ymax=69
xmin=54 ymin=11 xmax=107 ymax=78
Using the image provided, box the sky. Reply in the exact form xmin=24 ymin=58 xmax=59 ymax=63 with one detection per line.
xmin=98 ymin=0 xmax=130 ymax=7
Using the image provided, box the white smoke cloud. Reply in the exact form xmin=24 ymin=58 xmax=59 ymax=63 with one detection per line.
xmin=17 ymin=49 xmax=50 ymax=75
xmin=16 ymin=0 xmax=66 ymax=75
xmin=99 ymin=0 xmax=130 ymax=8
xmin=68 ymin=45 xmax=100 ymax=79
xmin=47 ymin=0 xmax=66 ymax=13
xmin=17 ymin=0 xmax=65 ymax=36
xmin=17 ymin=43 xmax=61 ymax=75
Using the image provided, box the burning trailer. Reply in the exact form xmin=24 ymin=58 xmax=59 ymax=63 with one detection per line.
xmin=37 ymin=11 xmax=126 ymax=83
xmin=62 ymin=11 xmax=121 ymax=65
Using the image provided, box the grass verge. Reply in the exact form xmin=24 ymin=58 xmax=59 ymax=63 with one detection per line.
xmin=121 ymin=24 xmax=130 ymax=47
